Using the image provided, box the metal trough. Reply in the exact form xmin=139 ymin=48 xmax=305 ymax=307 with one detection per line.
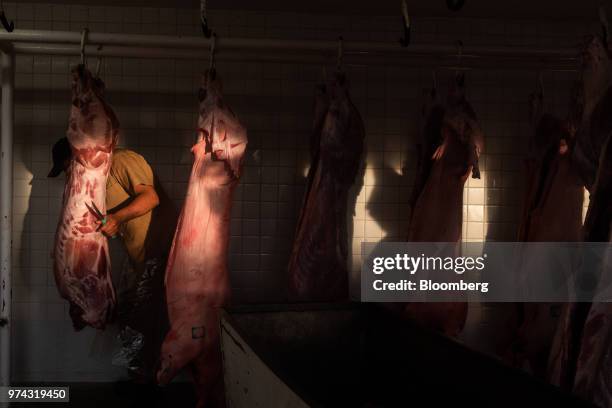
xmin=220 ymin=303 xmax=591 ymax=408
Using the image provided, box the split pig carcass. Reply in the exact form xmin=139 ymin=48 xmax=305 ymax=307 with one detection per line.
xmin=403 ymin=74 xmax=484 ymax=337
xmin=408 ymin=73 xmax=483 ymax=242
xmin=287 ymin=71 xmax=365 ymax=302
xmin=547 ymin=32 xmax=612 ymax=408
xmin=550 ymin=139 xmax=612 ymax=407
xmin=157 ymin=70 xmax=247 ymax=408
xmin=518 ymin=86 xmax=584 ymax=243
xmin=52 ymin=64 xmax=119 ymax=330
xmin=507 ymin=86 xmax=583 ymax=378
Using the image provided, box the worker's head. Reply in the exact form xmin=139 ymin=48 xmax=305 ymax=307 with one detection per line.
xmin=47 ymin=137 xmax=72 ymax=177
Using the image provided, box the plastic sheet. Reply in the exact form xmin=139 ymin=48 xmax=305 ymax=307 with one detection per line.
xmin=112 ymin=325 xmax=144 ymax=371
xmin=113 ymin=256 xmax=167 ymax=380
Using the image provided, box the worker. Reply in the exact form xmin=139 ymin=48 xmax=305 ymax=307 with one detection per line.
xmin=48 ymin=137 xmax=177 ymax=387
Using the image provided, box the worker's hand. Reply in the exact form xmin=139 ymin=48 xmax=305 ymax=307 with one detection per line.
xmin=97 ymin=213 xmax=122 ymax=238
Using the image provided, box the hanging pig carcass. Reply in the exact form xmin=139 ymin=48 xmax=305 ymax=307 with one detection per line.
xmin=157 ymin=70 xmax=247 ymax=407
xmin=518 ymin=84 xmax=584 ymax=243
xmin=547 ymin=32 xmax=612 ymax=407
xmin=403 ymin=74 xmax=484 ymax=337
xmin=507 ymin=86 xmax=584 ymax=378
xmin=52 ymin=64 xmax=119 ymax=330
xmin=287 ymin=71 xmax=365 ymax=302
xmin=408 ymin=73 xmax=483 ymax=242
xmin=554 ymin=137 xmax=612 ymax=407
xmin=570 ymin=135 xmax=612 ymax=406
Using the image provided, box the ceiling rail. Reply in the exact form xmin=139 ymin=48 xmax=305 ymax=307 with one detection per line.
xmin=0 ymin=29 xmax=578 ymax=62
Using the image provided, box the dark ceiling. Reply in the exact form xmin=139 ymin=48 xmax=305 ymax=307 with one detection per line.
xmin=16 ymin=0 xmax=605 ymax=19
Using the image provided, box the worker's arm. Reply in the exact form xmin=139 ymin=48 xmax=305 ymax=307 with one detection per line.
xmin=98 ymin=184 xmax=159 ymax=237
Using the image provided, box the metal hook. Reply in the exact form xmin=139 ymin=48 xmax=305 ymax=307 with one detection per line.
xmin=95 ymin=55 xmax=102 ymax=78
xmin=0 ymin=1 xmax=14 ymax=32
xmin=337 ymin=36 xmax=343 ymax=71
xmin=456 ymin=71 xmax=466 ymax=87
xmin=456 ymin=40 xmax=463 ymax=65
xmin=537 ymin=71 xmax=544 ymax=98
xmin=209 ymin=33 xmax=217 ymax=78
xmin=454 ymin=40 xmax=464 ymax=79
xmin=431 ymin=70 xmax=437 ymax=97
xmin=600 ymin=5 xmax=609 ymax=47
xmin=80 ymin=28 xmax=89 ymax=66
xmin=399 ymin=0 xmax=410 ymax=47
xmin=446 ymin=0 xmax=466 ymax=12
xmin=200 ymin=0 xmax=212 ymax=38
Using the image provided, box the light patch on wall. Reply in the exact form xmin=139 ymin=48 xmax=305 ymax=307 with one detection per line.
xmin=361 ymin=185 xmax=375 ymax=204
xmin=13 ymin=156 xmax=33 ymax=183
xmin=13 ymin=176 xmax=33 ymax=198
xmin=465 ymin=169 xmax=486 ymax=242
xmin=11 ymin=169 xmax=33 ymax=253
xmin=582 ymin=188 xmax=590 ymax=223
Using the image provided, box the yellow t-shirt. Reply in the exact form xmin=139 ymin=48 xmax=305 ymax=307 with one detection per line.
xmin=106 ymin=149 xmax=153 ymax=265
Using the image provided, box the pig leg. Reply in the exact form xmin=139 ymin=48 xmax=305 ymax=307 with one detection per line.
xmin=157 ymin=305 xmax=221 ymax=386
xmin=189 ymin=324 xmax=224 ymax=408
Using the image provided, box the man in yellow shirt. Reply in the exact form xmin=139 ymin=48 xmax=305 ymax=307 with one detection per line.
xmin=49 ymin=137 xmax=177 ymax=384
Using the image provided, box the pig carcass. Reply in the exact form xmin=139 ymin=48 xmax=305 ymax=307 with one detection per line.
xmin=288 ymin=71 xmax=365 ymax=302
xmin=547 ymin=32 xmax=612 ymax=407
xmin=555 ymin=106 xmax=612 ymax=408
xmin=582 ymin=131 xmax=612 ymax=243
xmin=404 ymin=74 xmax=483 ymax=337
xmin=508 ymin=88 xmax=584 ymax=377
xmin=518 ymin=87 xmax=584 ymax=242
xmin=558 ymin=148 xmax=611 ymax=405
xmin=52 ymin=64 xmax=119 ymax=330
xmin=408 ymin=73 xmax=483 ymax=242
xmin=157 ymin=70 xmax=247 ymax=407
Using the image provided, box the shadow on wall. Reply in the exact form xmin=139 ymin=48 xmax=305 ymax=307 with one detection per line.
xmin=476 ymin=80 xmax=532 ymax=356
xmin=365 ymin=112 xmax=420 ymax=243
xmin=347 ymin=156 xmax=366 ymax=299
xmin=14 ymin=142 xmax=38 ymax=379
xmin=366 ymin=161 xmax=410 ymax=241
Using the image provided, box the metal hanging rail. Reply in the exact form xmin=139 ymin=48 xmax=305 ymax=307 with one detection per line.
xmin=0 ymin=29 xmax=579 ymax=61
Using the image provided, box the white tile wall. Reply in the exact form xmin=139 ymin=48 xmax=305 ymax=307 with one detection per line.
xmin=2 ymin=2 xmax=595 ymax=381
